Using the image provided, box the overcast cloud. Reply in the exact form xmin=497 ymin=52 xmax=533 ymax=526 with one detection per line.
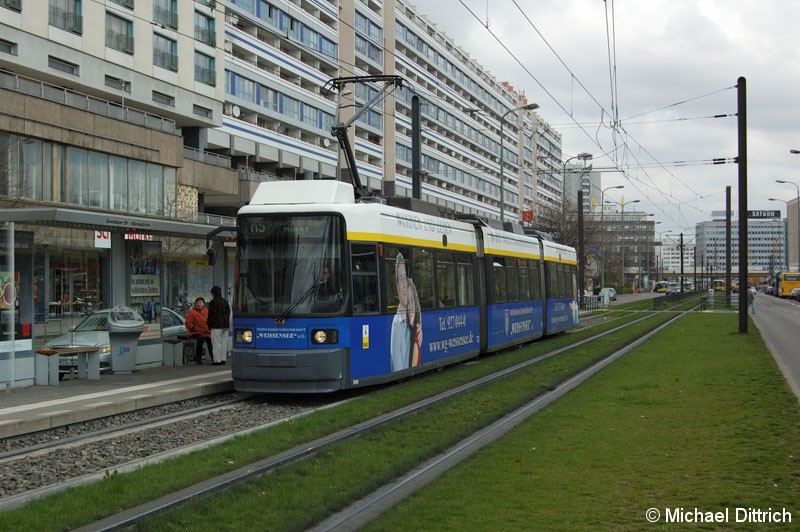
xmin=411 ymin=0 xmax=800 ymax=235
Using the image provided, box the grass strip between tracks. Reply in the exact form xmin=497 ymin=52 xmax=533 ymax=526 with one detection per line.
xmin=1 ymin=308 xmax=675 ymax=529
xmin=365 ymin=312 xmax=800 ymax=530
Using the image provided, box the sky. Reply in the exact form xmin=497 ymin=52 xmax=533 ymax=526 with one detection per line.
xmin=411 ymin=0 xmax=800 ymax=237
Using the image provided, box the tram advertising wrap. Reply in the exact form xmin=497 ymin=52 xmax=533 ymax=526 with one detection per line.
xmin=229 ymin=181 xmax=579 ymax=393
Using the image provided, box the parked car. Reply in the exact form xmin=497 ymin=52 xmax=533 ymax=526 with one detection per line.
xmin=598 ymin=287 xmax=617 ymax=301
xmin=790 ymin=288 xmax=800 ymax=301
xmin=42 ymin=308 xmax=186 ymax=378
xmin=666 ymin=283 xmax=681 ymax=294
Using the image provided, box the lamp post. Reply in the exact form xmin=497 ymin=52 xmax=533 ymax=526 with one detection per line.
xmin=619 ymin=199 xmax=640 ymax=294
xmin=776 ymin=172 xmax=800 ymax=272
xmin=657 ymin=230 xmax=673 ymax=281
xmin=498 ymin=102 xmax=539 ymax=222
xmin=769 ymin=197 xmax=789 ymax=270
xmin=562 ymin=152 xmax=592 ymax=211
xmin=598 ymin=185 xmax=624 ymax=290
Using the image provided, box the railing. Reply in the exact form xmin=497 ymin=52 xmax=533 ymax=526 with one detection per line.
xmin=0 ymin=69 xmax=177 ymax=134
xmin=699 ymin=292 xmax=738 ymax=311
xmin=183 ymin=146 xmax=232 ymax=169
xmin=580 ymin=295 xmax=607 ymax=312
xmin=106 ymin=31 xmax=134 ymax=54
xmin=195 ymin=27 xmax=216 ymax=46
xmin=193 ymin=212 xmax=237 ymax=227
xmin=154 ymin=50 xmax=178 ymax=72
xmin=238 ymin=168 xmax=286 ymax=183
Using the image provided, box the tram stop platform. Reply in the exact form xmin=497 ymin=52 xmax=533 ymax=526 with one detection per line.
xmin=0 ymin=363 xmax=233 ymax=440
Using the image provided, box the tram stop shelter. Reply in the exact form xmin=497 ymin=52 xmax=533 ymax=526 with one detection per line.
xmin=0 ymin=206 xmax=236 ymax=390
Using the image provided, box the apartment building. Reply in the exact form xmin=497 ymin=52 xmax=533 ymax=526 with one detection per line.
xmin=0 ymin=0 xmax=563 ymax=386
xmin=217 ymin=0 xmax=562 ymax=221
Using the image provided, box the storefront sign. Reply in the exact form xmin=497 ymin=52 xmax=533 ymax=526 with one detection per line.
xmin=747 ymin=210 xmax=781 ymax=219
xmin=94 ymin=231 xmax=112 ymax=249
xmin=124 ymin=233 xmax=154 ymax=241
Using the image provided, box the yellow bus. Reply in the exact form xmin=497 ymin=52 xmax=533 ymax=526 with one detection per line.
xmin=776 ymin=272 xmax=800 ymax=298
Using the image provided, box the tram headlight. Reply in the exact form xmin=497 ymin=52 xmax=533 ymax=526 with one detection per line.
xmin=312 ymin=329 xmax=338 ymax=344
xmin=236 ymin=329 xmax=253 ymax=344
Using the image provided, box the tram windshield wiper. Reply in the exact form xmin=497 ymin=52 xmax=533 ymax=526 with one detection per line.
xmin=275 ymin=280 xmax=326 ymax=324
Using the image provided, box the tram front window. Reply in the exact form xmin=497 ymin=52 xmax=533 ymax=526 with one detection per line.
xmin=236 ymin=215 xmax=346 ymax=316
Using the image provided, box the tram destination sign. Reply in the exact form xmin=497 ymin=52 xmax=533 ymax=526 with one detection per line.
xmin=747 ymin=210 xmax=780 ymax=219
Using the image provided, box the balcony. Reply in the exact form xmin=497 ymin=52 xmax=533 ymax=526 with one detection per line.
xmin=153 ymin=6 xmax=178 ymax=29
xmin=49 ymin=6 xmax=82 ymax=34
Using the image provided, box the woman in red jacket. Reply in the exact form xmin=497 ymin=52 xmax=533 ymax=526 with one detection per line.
xmin=185 ymin=297 xmax=213 ymax=364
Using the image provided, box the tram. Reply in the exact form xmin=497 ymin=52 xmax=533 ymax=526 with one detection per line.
xmin=228 ymin=180 xmax=579 ymax=393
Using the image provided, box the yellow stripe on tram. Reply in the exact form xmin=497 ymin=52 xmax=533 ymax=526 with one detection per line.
xmin=347 ymin=231 xmax=477 ymax=252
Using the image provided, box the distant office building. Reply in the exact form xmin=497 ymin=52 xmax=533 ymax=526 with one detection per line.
xmin=695 ymin=216 xmax=786 ymax=273
xmin=588 ymin=208 xmax=656 ymax=290
xmin=659 ymin=236 xmax=696 ymax=276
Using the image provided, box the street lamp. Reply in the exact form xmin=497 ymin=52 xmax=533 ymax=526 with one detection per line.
xmin=562 ymin=152 xmax=593 ymax=210
xmin=598 ymin=185 xmax=624 ymax=290
xmin=498 ymin=102 xmax=539 ymax=222
xmin=657 ymin=230 xmax=674 ymax=281
xmin=619 ymin=199 xmax=640 ymax=294
xmin=769 ymin=197 xmax=789 ymax=270
xmin=776 ymin=173 xmax=800 ymax=272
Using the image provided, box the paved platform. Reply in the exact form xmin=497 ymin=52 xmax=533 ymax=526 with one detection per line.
xmin=0 ymin=363 xmax=233 ymax=439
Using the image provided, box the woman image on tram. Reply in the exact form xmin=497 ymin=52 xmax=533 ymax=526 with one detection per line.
xmin=407 ymin=278 xmax=423 ymax=367
xmin=390 ymin=253 xmax=411 ymax=372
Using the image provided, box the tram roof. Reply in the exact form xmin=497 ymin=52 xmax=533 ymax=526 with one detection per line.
xmin=0 ymin=207 xmax=234 ymax=240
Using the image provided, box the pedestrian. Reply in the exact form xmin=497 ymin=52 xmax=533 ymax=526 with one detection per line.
xmin=185 ymin=297 xmax=212 ymax=364
xmin=747 ymin=286 xmax=756 ymax=314
xmin=207 ymin=285 xmax=231 ymax=365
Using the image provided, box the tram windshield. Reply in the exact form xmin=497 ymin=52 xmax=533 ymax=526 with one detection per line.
xmin=235 ymin=215 xmax=346 ymax=316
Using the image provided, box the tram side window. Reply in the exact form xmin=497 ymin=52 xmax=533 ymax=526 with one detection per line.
xmin=519 ymin=261 xmax=530 ymax=300
xmin=436 ymin=252 xmax=457 ymax=308
xmin=507 ymin=259 xmax=520 ymax=301
xmin=545 ymin=262 xmax=558 ymax=298
xmin=569 ymin=266 xmax=578 ymax=299
xmin=385 ymin=246 xmax=411 ymax=314
xmin=493 ymin=257 xmax=507 ymax=303
xmin=351 ymin=243 xmax=379 ymax=314
xmin=561 ymin=264 xmax=571 ymax=297
xmin=411 ymin=247 xmax=435 ymax=310
xmin=530 ymin=261 xmax=542 ymax=300
xmin=455 ymin=252 xmax=475 ymax=306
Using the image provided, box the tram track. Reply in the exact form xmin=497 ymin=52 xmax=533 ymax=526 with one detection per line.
xmin=75 ymin=307 xmax=682 ymax=531
xmin=0 ymin=393 xmax=336 ymax=509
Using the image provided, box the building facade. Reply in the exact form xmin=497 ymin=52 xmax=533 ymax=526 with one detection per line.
xmin=658 ymin=235 xmax=697 ymax=278
xmin=695 ymin=217 xmax=786 ymax=274
xmin=0 ymin=0 xmax=566 ymax=387
xmin=217 ymin=0 xmax=562 ymax=221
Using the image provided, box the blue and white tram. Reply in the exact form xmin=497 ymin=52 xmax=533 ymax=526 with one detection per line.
xmin=231 ymin=180 xmax=579 ymax=393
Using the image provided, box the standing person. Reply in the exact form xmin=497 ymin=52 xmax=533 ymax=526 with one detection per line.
xmin=747 ymin=286 xmax=756 ymax=314
xmin=185 ymin=297 xmax=212 ymax=364
xmin=390 ymin=253 xmax=411 ymax=372
xmin=207 ymin=285 xmax=231 ymax=365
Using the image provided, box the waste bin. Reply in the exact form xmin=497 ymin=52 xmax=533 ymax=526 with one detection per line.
xmin=108 ymin=305 xmax=145 ymax=374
